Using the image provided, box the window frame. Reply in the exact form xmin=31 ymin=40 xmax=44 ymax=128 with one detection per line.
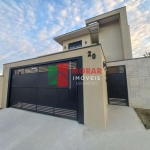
xmin=68 ymin=40 xmax=82 ymax=50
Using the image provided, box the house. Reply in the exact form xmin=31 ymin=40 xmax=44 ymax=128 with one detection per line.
xmin=0 ymin=6 xmax=150 ymax=130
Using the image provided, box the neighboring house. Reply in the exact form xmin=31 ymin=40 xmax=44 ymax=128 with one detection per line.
xmin=0 ymin=6 xmax=149 ymax=130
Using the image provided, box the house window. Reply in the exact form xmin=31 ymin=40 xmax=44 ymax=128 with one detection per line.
xmin=68 ymin=41 xmax=82 ymax=50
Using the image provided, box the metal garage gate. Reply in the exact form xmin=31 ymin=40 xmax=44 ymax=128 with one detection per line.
xmin=8 ymin=59 xmax=83 ymax=121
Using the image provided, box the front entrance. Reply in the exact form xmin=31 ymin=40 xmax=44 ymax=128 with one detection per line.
xmin=7 ymin=57 xmax=84 ymax=123
xmin=107 ymin=65 xmax=128 ymax=106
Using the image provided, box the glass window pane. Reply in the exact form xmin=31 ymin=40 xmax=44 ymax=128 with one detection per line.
xmin=25 ymin=67 xmax=38 ymax=73
xmin=119 ymin=66 xmax=124 ymax=73
xmin=76 ymin=45 xmax=82 ymax=48
xmin=69 ymin=45 xmax=75 ymax=49
xmin=13 ymin=68 xmax=24 ymax=75
xmin=39 ymin=65 xmax=48 ymax=72
xmin=68 ymin=41 xmax=82 ymax=50
xmin=70 ymin=61 xmax=77 ymax=69
xmin=70 ymin=61 xmax=77 ymax=88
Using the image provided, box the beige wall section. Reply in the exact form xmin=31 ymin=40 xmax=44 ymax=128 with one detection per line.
xmin=2 ymin=45 xmax=107 ymax=130
xmin=99 ymin=21 xmax=123 ymax=62
xmin=83 ymin=47 xmax=107 ymax=130
xmin=100 ymin=51 xmax=108 ymax=129
xmin=63 ymin=34 xmax=92 ymax=51
xmin=119 ymin=8 xmax=132 ymax=59
xmin=0 ymin=76 xmax=3 ymax=108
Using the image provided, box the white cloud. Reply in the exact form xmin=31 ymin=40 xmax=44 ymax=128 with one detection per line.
xmin=75 ymin=16 xmax=81 ymax=22
xmin=27 ymin=9 xmax=35 ymax=23
xmin=61 ymin=10 xmax=67 ymax=17
xmin=49 ymin=25 xmax=61 ymax=36
xmin=38 ymin=28 xmax=48 ymax=41
xmin=57 ymin=17 xmax=65 ymax=27
xmin=103 ymin=0 xmax=117 ymax=11
xmin=0 ymin=51 xmax=16 ymax=60
xmin=123 ymin=0 xmax=150 ymax=57
xmin=94 ymin=1 xmax=104 ymax=14
xmin=48 ymin=5 xmax=54 ymax=12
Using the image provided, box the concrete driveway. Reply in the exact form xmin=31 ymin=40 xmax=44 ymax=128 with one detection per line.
xmin=0 ymin=105 xmax=150 ymax=150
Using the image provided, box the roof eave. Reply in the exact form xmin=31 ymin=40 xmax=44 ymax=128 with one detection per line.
xmin=54 ymin=23 xmax=99 ymax=45
xmin=85 ymin=6 xmax=126 ymax=25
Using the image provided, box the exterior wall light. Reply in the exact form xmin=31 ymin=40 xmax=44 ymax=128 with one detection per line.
xmin=103 ymin=61 xmax=107 ymax=71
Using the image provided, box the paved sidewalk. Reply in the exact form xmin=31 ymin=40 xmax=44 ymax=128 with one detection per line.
xmin=107 ymin=105 xmax=145 ymax=132
xmin=0 ymin=106 xmax=150 ymax=150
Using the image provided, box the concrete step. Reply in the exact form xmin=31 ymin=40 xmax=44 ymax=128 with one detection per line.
xmin=109 ymin=98 xmax=127 ymax=106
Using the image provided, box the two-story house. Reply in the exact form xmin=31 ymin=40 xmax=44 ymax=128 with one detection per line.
xmin=1 ymin=7 xmax=149 ymax=130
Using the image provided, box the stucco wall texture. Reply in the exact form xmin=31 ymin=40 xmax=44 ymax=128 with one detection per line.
xmin=99 ymin=22 xmax=123 ymax=62
xmin=107 ymin=57 xmax=150 ymax=109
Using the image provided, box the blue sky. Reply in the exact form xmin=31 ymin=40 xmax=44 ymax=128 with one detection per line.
xmin=0 ymin=0 xmax=150 ymax=74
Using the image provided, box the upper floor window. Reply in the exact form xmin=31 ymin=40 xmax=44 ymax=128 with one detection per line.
xmin=68 ymin=40 xmax=82 ymax=50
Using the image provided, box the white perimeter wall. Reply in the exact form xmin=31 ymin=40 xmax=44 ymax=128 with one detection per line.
xmin=107 ymin=57 xmax=150 ymax=109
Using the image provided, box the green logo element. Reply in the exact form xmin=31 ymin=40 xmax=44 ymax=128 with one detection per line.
xmin=48 ymin=65 xmax=57 ymax=85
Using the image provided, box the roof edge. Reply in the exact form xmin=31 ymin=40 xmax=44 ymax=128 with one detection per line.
xmin=85 ymin=6 xmax=126 ymax=22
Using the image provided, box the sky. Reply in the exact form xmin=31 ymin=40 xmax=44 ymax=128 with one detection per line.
xmin=0 ymin=0 xmax=150 ymax=75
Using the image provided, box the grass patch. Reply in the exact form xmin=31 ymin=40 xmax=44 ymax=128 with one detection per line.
xmin=134 ymin=108 xmax=150 ymax=130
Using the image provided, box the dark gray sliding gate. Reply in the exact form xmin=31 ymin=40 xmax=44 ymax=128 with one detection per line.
xmin=8 ymin=58 xmax=84 ymax=123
